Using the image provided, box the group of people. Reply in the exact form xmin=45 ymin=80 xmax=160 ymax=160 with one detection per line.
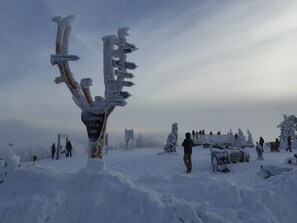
xmin=51 ymin=140 xmax=73 ymax=159
xmin=182 ymin=133 xmax=297 ymax=173
xmin=255 ymin=135 xmax=296 ymax=160
xmin=191 ymin=129 xmax=223 ymax=140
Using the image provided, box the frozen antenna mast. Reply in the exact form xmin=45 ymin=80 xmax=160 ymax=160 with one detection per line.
xmin=50 ymin=15 xmax=137 ymax=159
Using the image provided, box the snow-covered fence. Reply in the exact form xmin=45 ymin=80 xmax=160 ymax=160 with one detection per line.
xmin=194 ymin=134 xmax=234 ymax=145
xmin=193 ymin=128 xmax=254 ymax=147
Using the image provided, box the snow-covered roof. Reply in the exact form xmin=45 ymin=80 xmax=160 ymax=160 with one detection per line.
xmin=277 ymin=115 xmax=297 ymax=128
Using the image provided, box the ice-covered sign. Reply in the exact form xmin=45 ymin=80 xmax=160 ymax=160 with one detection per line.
xmin=50 ymin=15 xmax=137 ymax=159
xmin=125 ymin=128 xmax=134 ymax=150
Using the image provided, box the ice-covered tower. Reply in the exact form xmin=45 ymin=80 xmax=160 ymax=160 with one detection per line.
xmin=50 ymin=15 xmax=137 ymax=159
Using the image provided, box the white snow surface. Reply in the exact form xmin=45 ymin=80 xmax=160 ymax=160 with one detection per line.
xmin=1 ymin=146 xmax=297 ymax=223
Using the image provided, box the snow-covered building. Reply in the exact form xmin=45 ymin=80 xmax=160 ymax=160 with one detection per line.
xmin=277 ymin=114 xmax=297 ymax=142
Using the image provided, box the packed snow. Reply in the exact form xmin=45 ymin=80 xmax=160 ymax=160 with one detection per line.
xmin=1 ymin=145 xmax=297 ymax=223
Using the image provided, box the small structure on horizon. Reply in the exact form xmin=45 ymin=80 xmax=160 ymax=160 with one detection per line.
xmin=56 ymin=133 xmax=68 ymax=160
xmin=125 ymin=128 xmax=134 ymax=150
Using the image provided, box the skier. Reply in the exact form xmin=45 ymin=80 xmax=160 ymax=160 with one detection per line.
xmin=51 ymin=143 xmax=56 ymax=159
xmin=182 ymin=132 xmax=194 ymax=173
xmin=66 ymin=140 xmax=73 ymax=157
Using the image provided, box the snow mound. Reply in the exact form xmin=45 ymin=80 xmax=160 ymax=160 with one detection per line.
xmin=1 ymin=147 xmax=297 ymax=223
xmin=0 ymin=160 xmax=202 ymax=223
xmin=259 ymin=164 xmax=292 ymax=178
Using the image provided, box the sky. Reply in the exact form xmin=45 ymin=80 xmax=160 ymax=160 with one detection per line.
xmin=1 ymin=0 xmax=297 ymax=147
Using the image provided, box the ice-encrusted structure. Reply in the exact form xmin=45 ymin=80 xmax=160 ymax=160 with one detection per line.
xmin=246 ymin=129 xmax=255 ymax=147
xmin=277 ymin=114 xmax=297 ymax=142
xmin=164 ymin=123 xmax=178 ymax=152
xmin=50 ymin=15 xmax=137 ymax=159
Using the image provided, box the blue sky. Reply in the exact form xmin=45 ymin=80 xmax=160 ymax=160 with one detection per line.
xmin=1 ymin=0 xmax=297 ymax=147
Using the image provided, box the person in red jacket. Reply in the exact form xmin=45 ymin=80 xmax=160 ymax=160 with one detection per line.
xmin=182 ymin=132 xmax=194 ymax=173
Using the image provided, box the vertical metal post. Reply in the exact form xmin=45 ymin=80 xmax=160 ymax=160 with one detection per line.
xmin=57 ymin=133 xmax=61 ymax=160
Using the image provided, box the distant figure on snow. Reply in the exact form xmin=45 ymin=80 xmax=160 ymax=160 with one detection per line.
xmin=164 ymin=123 xmax=178 ymax=152
xmin=234 ymin=133 xmax=239 ymax=141
xmin=66 ymin=140 xmax=73 ymax=157
xmin=51 ymin=143 xmax=56 ymax=159
xmin=259 ymin=136 xmax=264 ymax=148
xmin=256 ymin=141 xmax=264 ymax=160
xmin=182 ymin=132 xmax=194 ymax=173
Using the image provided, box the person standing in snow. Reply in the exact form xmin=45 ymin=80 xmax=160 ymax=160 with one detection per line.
xmin=51 ymin=143 xmax=56 ymax=159
xmin=182 ymin=132 xmax=194 ymax=173
xmin=256 ymin=141 xmax=264 ymax=160
xmin=66 ymin=140 xmax=73 ymax=157
xmin=259 ymin=137 xmax=264 ymax=148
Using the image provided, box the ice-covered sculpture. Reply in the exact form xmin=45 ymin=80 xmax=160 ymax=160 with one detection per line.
xmin=246 ymin=129 xmax=255 ymax=147
xmin=236 ymin=128 xmax=246 ymax=146
xmin=50 ymin=15 xmax=137 ymax=159
xmin=164 ymin=123 xmax=178 ymax=152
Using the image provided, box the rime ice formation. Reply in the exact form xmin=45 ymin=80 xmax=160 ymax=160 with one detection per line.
xmin=246 ymin=129 xmax=255 ymax=147
xmin=277 ymin=114 xmax=297 ymax=142
xmin=164 ymin=123 xmax=178 ymax=152
xmin=50 ymin=15 xmax=137 ymax=159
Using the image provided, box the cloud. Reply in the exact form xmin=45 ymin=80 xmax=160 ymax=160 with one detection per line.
xmin=129 ymin=0 xmax=297 ymax=105
xmin=0 ymin=0 xmax=297 ymax=146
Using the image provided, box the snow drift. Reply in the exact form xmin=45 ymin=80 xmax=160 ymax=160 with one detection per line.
xmin=1 ymin=147 xmax=297 ymax=223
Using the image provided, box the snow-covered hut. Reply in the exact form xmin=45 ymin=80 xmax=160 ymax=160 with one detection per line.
xmin=277 ymin=114 xmax=297 ymax=142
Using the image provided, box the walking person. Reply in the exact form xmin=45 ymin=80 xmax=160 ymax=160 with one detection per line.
xmin=51 ymin=143 xmax=56 ymax=159
xmin=66 ymin=140 xmax=73 ymax=157
xmin=182 ymin=132 xmax=194 ymax=173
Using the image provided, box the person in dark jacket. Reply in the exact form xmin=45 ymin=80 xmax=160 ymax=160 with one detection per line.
xmin=66 ymin=140 xmax=73 ymax=157
xmin=51 ymin=143 xmax=56 ymax=159
xmin=259 ymin=137 xmax=264 ymax=148
xmin=182 ymin=132 xmax=194 ymax=173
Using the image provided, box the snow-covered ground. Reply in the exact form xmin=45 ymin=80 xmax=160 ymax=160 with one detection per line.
xmin=1 ymin=146 xmax=297 ymax=223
